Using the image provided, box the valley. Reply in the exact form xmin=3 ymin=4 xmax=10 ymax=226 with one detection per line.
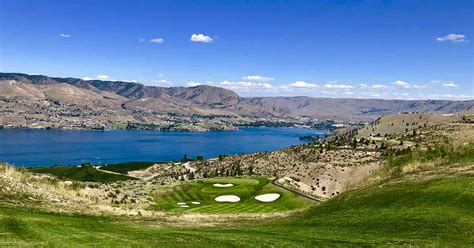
xmin=1 ymin=111 xmax=473 ymax=246
xmin=1 ymin=73 xmax=472 ymax=131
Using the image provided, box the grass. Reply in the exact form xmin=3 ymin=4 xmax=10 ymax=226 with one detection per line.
xmin=152 ymin=177 xmax=313 ymax=213
xmin=383 ymin=142 xmax=474 ymax=179
xmin=99 ymin=161 xmax=158 ymax=174
xmin=29 ymin=164 xmax=135 ymax=183
xmin=0 ymin=176 xmax=472 ymax=246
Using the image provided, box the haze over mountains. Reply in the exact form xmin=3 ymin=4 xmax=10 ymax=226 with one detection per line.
xmin=0 ymin=72 xmax=472 ymax=130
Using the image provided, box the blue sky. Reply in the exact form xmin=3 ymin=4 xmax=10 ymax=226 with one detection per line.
xmin=0 ymin=0 xmax=472 ymax=99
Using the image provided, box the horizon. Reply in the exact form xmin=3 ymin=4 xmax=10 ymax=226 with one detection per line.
xmin=2 ymin=71 xmax=473 ymax=102
xmin=0 ymin=0 xmax=472 ymax=100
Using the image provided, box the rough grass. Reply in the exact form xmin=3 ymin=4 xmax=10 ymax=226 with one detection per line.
xmin=1 ymin=176 xmax=472 ymax=247
xmin=152 ymin=177 xmax=313 ymax=213
xmin=99 ymin=161 xmax=158 ymax=174
xmin=381 ymin=142 xmax=474 ymax=180
xmin=29 ymin=165 xmax=134 ymax=183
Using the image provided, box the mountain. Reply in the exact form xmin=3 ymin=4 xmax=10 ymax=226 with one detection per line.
xmin=0 ymin=72 xmax=473 ymax=130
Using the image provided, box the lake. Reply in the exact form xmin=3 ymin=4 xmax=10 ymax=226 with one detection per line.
xmin=0 ymin=128 xmax=326 ymax=166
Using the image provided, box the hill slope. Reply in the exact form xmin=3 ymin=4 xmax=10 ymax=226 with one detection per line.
xmin=1 ymin=72 xmax=473 ymax=130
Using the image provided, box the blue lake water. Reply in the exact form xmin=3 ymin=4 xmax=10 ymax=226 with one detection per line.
xmin=0 ymin=128 xmax=325 ymax=166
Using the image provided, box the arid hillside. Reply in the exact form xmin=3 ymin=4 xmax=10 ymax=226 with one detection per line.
xmin=1 ymin=72 xmax=472 ymax=130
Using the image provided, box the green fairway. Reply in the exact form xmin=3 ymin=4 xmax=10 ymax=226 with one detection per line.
xmin=29 ymin=164 xmax=135 ymax=183
xmin=99 ymin=161 xmax=158 ymax=174
xmin=1 ymin=176 xmax=472 ymax=246
xmin=152 ymin=177 xmax=314 ymax=213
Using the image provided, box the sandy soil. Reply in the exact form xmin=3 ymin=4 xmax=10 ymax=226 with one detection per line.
xmin=215 ymin=195 xmax=240 ymax=202
xmin=255 ymin=193 xmax=280 ymax=202
xmin=213 ymin=183 xmax=234 ymax=187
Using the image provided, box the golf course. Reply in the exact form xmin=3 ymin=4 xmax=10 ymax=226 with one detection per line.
xmin=1 ymin=176 xmax=472 ymax=247
xmin=152 ymin=177 xmax=313 ymax=213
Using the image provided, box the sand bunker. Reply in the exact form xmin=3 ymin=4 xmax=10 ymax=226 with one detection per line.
xmin=177 ymin=202 xmax=186 ymax=205
xmin=191 ymin=201 xmax=200 ymax=205
xmin=180 ymin=205 xmax=189 ymax=208
xmin=255 ymin=193 xmax=281 ymax=202
xmin=213 ymin=183 xmax=234 ymax=188
xmin=215 ymin=195 xmax=240 ymax=202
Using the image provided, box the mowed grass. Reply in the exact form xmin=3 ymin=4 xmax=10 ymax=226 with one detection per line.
xmin=29 ymin=165 xmax=135 ymax=183
xmin=152 ymin=177 xmax=313 ymax=213
xmin=1 ymin=176 xmax=472 ymax=246
xmin=100 ymin=161 xmax=157 ymax=174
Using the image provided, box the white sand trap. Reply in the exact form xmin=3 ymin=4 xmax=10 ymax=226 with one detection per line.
xmin=255 ymin=193 xmax=281 ymax=202
xmin=213 ymin=183 xmax=234 ymax=188
xmin=215 ymin=195 xmax=240 ymax=202
xmin=191 ymin=201 xmax=200 ymax=205
xmin=180 ymin=205 xmax=189 ymax=208
xmin=177 ymin=202 xmax=186 ymax=205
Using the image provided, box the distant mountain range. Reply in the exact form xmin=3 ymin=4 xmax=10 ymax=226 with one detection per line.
xmin=0 ymin=72 xmax=472 ymax=130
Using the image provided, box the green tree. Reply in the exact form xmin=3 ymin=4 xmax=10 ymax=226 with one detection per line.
xmin=196 ymin=155 xmax=204 ymax=161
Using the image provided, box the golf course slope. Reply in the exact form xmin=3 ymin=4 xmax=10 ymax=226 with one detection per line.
xmin=1 ymin=175 xmax=472 ymax=246
xmin=152 ymin=177 xmax=311 ymax=213
xmin=1 ymin=122 xmax=473 ymax=246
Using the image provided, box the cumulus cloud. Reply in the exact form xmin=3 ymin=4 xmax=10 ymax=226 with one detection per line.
xmin=97 ymin=75 xmax=110 ymax=80
xmin=436 ymin=34 xmax=466 ymax=42
xmin=149 ymin=38 xmax=164 ymax=44
xmin=190 ymin=33 xmax=213 ymax=43
xmin=324 ymin=83 xmax=354 ymax=89
xmin=153 ymin=79 xmax=174 ymax=86
xmin=393 ymin=80 xmax=425 ymax=89
xmin=442 ymin=82 xmax=459 ymax=87
xmin=393 ymin=80 xmax=410 ymax=88
xmin=372 ymin=84 xmax=388 ymax=89
xmin=82 ymin=75 xmax=110 ymax=81
xmin=219 ymin=81 xmax=273 ymax=91
xmin=139 ymin=38 xmax=165 ymax=44
xmin=241 ymin=75 xmax=274 ymax=82
xmin=186 ymin=81 xmax=214 ymax=87
xmin=287 ymin=81 xmax=318 ymax=88
xmin=59 ymin=33 xmax=71 ymax=38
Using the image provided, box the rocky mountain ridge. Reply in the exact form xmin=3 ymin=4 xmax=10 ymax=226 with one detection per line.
xmin=0 ymin=72 xmax=473 ymax=130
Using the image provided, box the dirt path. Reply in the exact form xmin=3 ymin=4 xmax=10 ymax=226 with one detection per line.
xmin=272 ymin=178 xmax=323 ymax=202
xmin=95 ymin=166 xmax=140 ymax=179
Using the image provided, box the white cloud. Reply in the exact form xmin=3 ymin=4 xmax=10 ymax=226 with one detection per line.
xmin=59 ymin=33 xmax=71 ymax=38
xmin=97 ymin=75 xmax=110 ymax=80
xmin=186 ymin=81 xmax=214 ymax=87
xmin=288 ymin=81 xmax=318 ymax=88
xmin=393 ymin=80 xmax=412 ymax=89
xmin=150 ymin=38 xmax=164 ymax=44
xmin=241 ymin=75 xmax=274 ymax=82
xmin=157 ymin=79 xmax=174 ymax=86
xmin=423 ymin=93 xmax=473 ymax=100
xmin=82 ymin=75 xmax=110 ymax=81
xmin=372 ymin=84 xmax=388 ymax=89
xmin=324 ymin=83 xmax=354 ymax=89
xmin=219 ymin=81 xmax=273 ymax=91
xmin=393 ymin=80 xmax=424 ymax=89
xmin=436 ymin=34 xmax=466 ymax=42
xmin=442 ymin=82 xmax=459 ymax=87
xmin=359 ymin=84 xmax=369 ymax=88
xmin=190 ymin=33 xmax=213 ymax=43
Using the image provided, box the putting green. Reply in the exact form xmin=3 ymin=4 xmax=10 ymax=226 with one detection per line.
xmin=151 ymin=177 xmax=314 ymax=213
